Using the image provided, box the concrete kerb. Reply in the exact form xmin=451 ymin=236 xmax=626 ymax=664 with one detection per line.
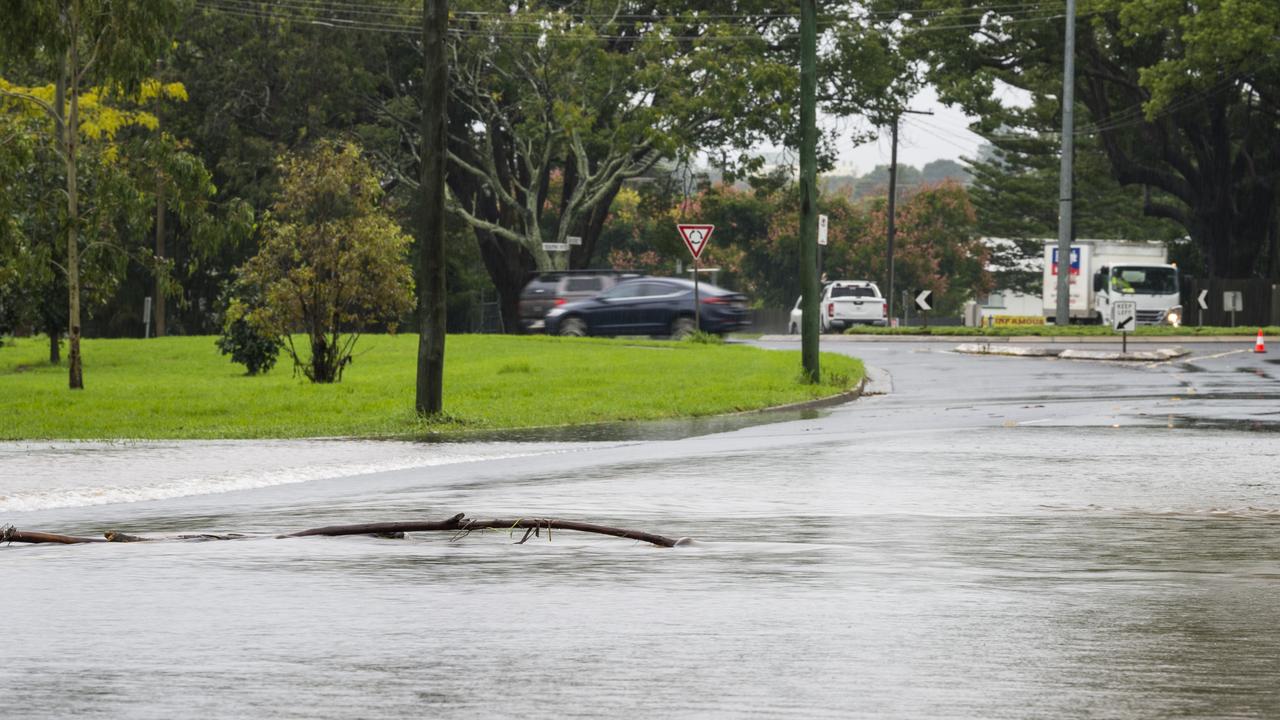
xmin=758 ymin=334 xmax=1260 ymax=344
xmin=954 ymin=343 xmax=1190 ymax=361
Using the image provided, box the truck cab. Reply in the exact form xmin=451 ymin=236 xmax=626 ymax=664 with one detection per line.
xmin=1093 ymin=264 xmax=1182 ymax=326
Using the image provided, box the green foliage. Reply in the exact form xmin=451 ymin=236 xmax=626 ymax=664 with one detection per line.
xmin=682 ymin=330 xmax=725 ymax=345
xmin=214 ymin=278 xmax=280 ymax=375
xmin=215 ymin=311 xmax=281 ymax=376
xmin=237 ymin=141 xmax=414 ymax=383
xmin=890 ymin=0 xmax=1280 ymax=278
xmin=0 ymin=334 xmax=865 ymax=439
xmin=627 ymin=179 xmax=989 ymax=314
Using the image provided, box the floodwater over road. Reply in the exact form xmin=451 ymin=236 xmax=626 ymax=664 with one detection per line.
xmin=4 ymin=341 xmax=1280 ymax=718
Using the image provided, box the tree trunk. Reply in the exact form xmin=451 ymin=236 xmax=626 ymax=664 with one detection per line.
xmin=474 ymin=228 xmax=532 ymax=334
xmin=63 ymin=44 xmax=83 ymax=390
xmin=154 ymin=173 xmax=166 ymax=337
xmin=415 ymin=0 xmax=448 ymax=413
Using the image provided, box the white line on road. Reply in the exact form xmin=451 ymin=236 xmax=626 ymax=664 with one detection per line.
xmin=1191 ymin=349 xmax=1249 ymax=363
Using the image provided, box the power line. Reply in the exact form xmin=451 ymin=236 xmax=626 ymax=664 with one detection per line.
xmin=193 ymin=0 xmax=1077 ymax=43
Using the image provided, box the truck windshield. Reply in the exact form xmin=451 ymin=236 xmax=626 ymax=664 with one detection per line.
xmin=1111 ymin=267 xmax=1178 ymax=295
xmin=831 ymin=286 xmax=876 ymax=298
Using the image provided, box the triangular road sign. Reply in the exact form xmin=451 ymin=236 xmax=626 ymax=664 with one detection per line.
xmin=677 ymin=224 xmax=715 ymax=259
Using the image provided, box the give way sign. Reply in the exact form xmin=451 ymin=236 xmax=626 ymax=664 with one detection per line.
xmin=677 ymin=224 xmax=715 ymax=259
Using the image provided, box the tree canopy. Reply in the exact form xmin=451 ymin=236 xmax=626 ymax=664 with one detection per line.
xmin=889 ymin=0 xmax=1280 ymax=279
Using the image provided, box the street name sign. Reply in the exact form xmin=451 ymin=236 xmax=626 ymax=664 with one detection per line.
xmin=567 ymin=236 xmax=582 ymax=246
xmin=542 ymin=242 xmax=570 ymax=252
xmin=677 ymin=224 xmax=715 ymax=259
xmin=1197 ymin=290 xmax=1208 ymax=310
xmin=1112 ymin=300 xmax=1137 ymax=332
xmin=915 ymin=290 xmax=933 ymax=311
xmin=817 ymin=214 xmax=828 ymax=246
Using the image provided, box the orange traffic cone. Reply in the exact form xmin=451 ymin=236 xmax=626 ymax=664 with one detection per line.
xmin=1254 ymin=328 xmax=1266 ymax=353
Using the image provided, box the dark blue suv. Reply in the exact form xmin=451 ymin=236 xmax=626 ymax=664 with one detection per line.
xmin=544 ymin=277 xmax=749 ymax=338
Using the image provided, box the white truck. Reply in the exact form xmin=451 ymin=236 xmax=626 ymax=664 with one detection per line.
xmin=789 ymin=280 xmax=888 ymax=333
xmin=1042 ymin=239 xmax=1182 ymax=326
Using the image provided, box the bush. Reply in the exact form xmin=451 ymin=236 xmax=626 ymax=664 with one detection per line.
xmin=236 ymin=141 xmax=414 ymax=383
xmin=682 ymin=330 xmax=725 ymax=345
xmin=215 ymin=300 xmax=281 ymax=375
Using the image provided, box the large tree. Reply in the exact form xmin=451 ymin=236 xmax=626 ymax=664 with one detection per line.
xmin=0 ymin=0 xmax=179 ymax=387
xmin=887 ymin=0 xmax=1280 ymax=279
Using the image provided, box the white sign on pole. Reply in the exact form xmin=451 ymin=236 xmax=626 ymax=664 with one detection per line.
xmin=817 ymin=214 xmax=828 ymax=246
xmin=677 ymin=224 xmax=715 ymax=259
xmin=914 ymin=290 xmax=933 ymax=311
xmin=567 ymin=236 xmax=582 ymax=246
xmin=1223 ymin=291 xmax=1243 ymax=312
xmin=1197 ymin=290 xmax=1209 ymax=310
xmin=1112 ymin=300 xmax=1137 ymax=332
xmin=542 ymin=242 xmax=570 ymax=252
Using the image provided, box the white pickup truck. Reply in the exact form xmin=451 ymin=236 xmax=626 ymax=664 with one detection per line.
xmin=788 ymin=280 xmax=889 ymax=333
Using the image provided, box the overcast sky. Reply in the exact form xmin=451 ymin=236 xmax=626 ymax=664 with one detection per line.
xmin=832 ymin=87 xmax=986 ymax=174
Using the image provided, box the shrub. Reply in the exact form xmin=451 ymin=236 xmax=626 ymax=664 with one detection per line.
xmin=216 ymin=299 xmax=281 ymax=375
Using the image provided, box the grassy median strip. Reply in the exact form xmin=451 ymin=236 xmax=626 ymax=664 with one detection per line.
xmin=0 ymin=334 xmax=863 ymax=440
xmin=845 ymin=325 xmax=1280 ymax=337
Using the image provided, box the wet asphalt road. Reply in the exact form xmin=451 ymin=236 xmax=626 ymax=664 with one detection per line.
xmin=5 ymin=338 xmax=1280 ymax=718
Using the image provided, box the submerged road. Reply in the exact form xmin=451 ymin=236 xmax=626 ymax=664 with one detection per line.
xmin=4 ymin=340 xmax=1279 ymax=718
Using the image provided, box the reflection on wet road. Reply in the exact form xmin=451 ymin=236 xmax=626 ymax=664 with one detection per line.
xmin=3 ymin=341 xmax=1279 ymax=718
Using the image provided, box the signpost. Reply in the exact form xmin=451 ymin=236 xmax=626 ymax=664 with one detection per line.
xmin=1112 ymin=299 xmax=1136 ymax=353
xmin=915 ymin=290 xmax=932 ymax=328
xmin=1224 ymin=290 xmax=1243 ymax=327
xmin=1197 ymin=289 xmax=1208 ymax=327
xmin=817 ymin=214 xmax=828 ymax=283
xmin=143 ymin=296 xmax=152 ymax=339
xmin=677 ymin=224 xmax=715 ymax=331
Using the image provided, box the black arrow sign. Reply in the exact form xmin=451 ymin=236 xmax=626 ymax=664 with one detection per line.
xmin=1118 ymin=316 xmax=1133 ymax=330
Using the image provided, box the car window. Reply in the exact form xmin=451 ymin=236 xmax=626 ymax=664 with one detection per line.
xmin=565 ymin=277 xmax=603 ymax=292
xmin=830 ymin=286 xmax=875 ymax=298
xmin=638 ymin=281 xmax=680 ymax=297
xmin=1111 ymin=267 xmax=1177 ymax=294
xmin=521 ymin=279 xmax=559 ymax=298
xmin=601 ymin=282 xmax=645 ymax=299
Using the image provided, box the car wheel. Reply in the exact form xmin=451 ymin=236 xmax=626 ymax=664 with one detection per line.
xmin=670 ymin=317 xmax=696 ymax=340
xmin=558 ymin=317 xmax=587 ymax=337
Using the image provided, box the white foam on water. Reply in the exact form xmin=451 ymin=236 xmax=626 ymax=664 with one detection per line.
xmin=0 ymin=440 xmax=581 ymax=513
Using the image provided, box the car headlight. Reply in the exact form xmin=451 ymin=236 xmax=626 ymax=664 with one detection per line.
xmin=547 ymin=307 xmax=566 ymax=318
xmin=1165 ymin=306 xmax=1182 ymax=327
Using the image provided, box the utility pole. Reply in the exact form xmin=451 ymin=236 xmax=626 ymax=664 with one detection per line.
xmin=416 ymin=0 xmax=448 ymax=415
xmin=799 ymin=0 xmax=819 ymax=382
xmin=886 ymin=119 xmax=899 ymax=325
xmin=1055 ymin=0 xmax=1077 ymax=326
xmin=885 ymin=109 xmax=932 ymax=326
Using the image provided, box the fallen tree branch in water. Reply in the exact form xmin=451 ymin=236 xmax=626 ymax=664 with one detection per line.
xmin=2 ymin=514 xmax=688 ymax=549
xmin=1 ymin=526 xmax=105 ymax=544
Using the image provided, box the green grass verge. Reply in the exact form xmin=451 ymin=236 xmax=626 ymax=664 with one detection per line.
xmin=0 ymin=334 xmax=863 ymax=440
xmin=843 ymin=324 xmax=1280 ymax=337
